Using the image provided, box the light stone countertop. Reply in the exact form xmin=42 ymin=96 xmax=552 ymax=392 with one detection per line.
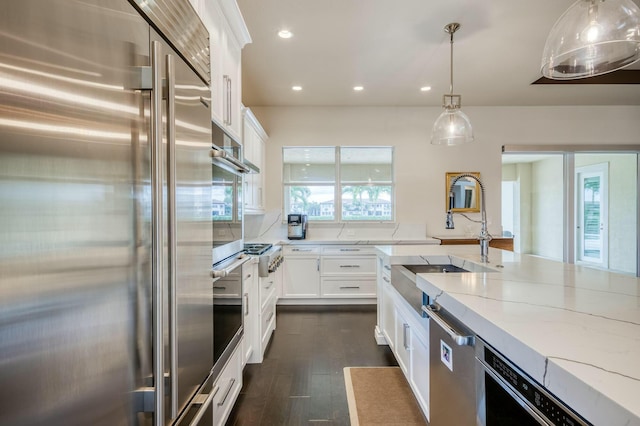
xmin=277 ymin=238 xmax=440 ymax=245
xmin=375 ymin=244 xmax=640 ymax=426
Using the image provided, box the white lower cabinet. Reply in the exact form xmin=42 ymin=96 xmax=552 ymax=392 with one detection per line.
xmin=281 ymin=245 xmax=377 ymax=302
xmin=381 ymin=280 xmax=396 ymax=350
xmin=383 ymin=277 xmax=430 ymax=421
xmin=242 ymin=260 xmax=258 ymax=366
xmin=282 ymin=246 xmax=320 ymax=298
xmin=247 ymin=262 xmax=277 ymax=364
xmin=212 ymin=341 xmax=242 ymax=426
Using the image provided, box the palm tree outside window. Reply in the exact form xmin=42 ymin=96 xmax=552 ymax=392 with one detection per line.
xmin=283 ymin=146 xmax=394 ymax=222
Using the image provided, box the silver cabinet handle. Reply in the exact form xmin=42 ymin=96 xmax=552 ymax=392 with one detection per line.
xmin=217 ymin=378 xmax=236 ymax=407
xmin=213 ymin=286 xmax=227 ymax=290
xmin=292 ymin=248 xmax=312 ymax=252
xmin=340 ymin=248 xmax=360 ymax=251
xmin=382 ymin=276 xmax=390 ymax=283
xmin=339 ymin=264 xmax=360 ymax=268
xmin=222 ymin=75 xmax=229 ymax=125
xmin=244 ymin=293 xmax=249 ymax=316
xmin=317 ymin=258 xmax=320 ymax=271
xmin=384 ymin=265 xmax=391 ymax=271
xmin=267 ymin=311 xmax=275 ymax=322
xmin=228 ymin=76 xmax=232 ymax=126
xmin=403 ymin=323 xmax=410 ymax=350
xmin=422 ymin=304 xmax=475 ymax=347
xmin=340 ymin=286 xmax=360 ymax=289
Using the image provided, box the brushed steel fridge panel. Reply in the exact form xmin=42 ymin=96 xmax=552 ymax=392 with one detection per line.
xmin=0 ymin=0 xmax=152 ymax=425
xmin=150 ymin=32 xmax=214 ymax=422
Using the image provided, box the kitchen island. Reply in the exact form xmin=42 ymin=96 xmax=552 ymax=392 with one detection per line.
xmin=375 ymin=244 xmax=640 ymax=426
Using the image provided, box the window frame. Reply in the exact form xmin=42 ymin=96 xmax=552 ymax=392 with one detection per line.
xmin=282 ymin=146 xmax=395 ymax=223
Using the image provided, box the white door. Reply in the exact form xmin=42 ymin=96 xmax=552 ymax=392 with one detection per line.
xmin=576 ymin=163 xmax=608 ymax=268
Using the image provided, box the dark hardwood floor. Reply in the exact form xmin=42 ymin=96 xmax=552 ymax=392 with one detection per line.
xmin=226 ymin=305 xmax=398 ymax=425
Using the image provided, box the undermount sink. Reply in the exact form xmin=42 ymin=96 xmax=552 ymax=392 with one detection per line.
xmin=403 ymin=264 xmax=470 ymax=274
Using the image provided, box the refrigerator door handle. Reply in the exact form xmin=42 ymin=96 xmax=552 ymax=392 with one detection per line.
xmin=150 ymin=40 xmax=165 ymax=425
xmin=166 ymin=52 xmax=179 ymax=420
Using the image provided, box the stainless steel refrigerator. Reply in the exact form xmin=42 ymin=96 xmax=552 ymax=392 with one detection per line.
xmin=0 ymin=0 xmax=216 ymax=425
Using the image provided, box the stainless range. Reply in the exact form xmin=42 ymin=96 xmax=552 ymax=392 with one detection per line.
xmin=244 ymin=243 xmax=283 ymax=277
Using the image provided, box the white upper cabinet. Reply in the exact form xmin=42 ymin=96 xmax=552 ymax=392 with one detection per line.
xmin=243 ymin=108 xmax=267 ymax=214
xmin=197 ymin=0 xmax=251 ymax=141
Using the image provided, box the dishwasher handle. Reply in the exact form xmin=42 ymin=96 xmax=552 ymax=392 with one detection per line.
xmin=422 ymin=304 xmax=475 ymax=347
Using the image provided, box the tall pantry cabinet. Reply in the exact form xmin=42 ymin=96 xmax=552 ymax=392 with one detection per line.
xmin=197 ymin=0 xmax=251 ymax=142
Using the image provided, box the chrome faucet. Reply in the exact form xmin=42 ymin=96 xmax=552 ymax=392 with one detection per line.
xmin=446 ymin=173 xmax=492 ymax=263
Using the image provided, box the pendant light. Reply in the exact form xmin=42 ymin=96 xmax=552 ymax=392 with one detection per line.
xmin=541 ymin=0 xmax=640 ymax=79
xmin=431 ymin=22 xmax=474 ymax=146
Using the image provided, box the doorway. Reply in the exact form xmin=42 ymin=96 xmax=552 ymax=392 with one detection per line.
xmin=575 ymin=163 xmax=608 ymax=268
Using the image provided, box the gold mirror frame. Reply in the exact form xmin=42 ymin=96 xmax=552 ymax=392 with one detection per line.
xmin=445 ymin=172 xmax=481 ymax=213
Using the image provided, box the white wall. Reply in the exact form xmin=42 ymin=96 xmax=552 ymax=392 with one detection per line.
xmin=246 ymin=105 xmax=640 ymax=242
xmin=531 ymin=156 xmax=564 ymax=261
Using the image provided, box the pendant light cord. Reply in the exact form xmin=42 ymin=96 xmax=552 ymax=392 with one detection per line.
xmin=449 ymin=30 xmax=454 ymax=96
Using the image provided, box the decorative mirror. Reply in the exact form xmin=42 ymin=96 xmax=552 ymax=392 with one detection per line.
xmin=445 ymin=172 xmax=481 ymax=213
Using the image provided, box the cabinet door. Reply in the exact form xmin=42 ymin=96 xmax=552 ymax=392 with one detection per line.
xmin=395 ymin=309 xmax=411 ymax=375
xmin=221 ymin=28 xmax=241 ymax=139
xmin=409 ymin=327 xmax=430 ymax=418
xmin=282 ymin=257 xmax=320 ymax=297
xmin=242 ymin=261 xmax=258 ymax=366
xmin=381 ymin=282 xmax=396 ymax=350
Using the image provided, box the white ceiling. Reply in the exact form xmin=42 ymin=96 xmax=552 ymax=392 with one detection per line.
xmin=236 ymin=0 xmax=640 ymax=107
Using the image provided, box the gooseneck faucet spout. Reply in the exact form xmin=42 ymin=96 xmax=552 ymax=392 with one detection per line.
xmin=446 ymin=173 xmax=491 ymax=263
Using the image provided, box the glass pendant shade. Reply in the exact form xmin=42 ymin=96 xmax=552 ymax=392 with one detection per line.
xmin=430 ymin=23 xmax=474 ymax=146
xmin=431 ymin=107 xmax=474 ymax=146
xmin=541 ymin=0 xmax=640 ymax=79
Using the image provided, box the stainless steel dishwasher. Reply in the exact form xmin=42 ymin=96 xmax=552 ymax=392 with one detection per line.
xmin=422 ymin=303 xmax=477 ymax=426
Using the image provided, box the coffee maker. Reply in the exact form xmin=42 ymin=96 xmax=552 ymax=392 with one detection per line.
xmin=287 ymin=214 xmax=307 ymax=240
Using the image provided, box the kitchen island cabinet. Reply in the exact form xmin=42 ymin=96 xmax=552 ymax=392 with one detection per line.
xmin=375 ymin=244 xmax=640 ymax=426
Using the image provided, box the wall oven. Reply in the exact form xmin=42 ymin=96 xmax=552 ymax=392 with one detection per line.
xmin=476 ymin=337 xmax=591 ymax=426
xmin=210 ymin=122 xmax=249 ymax=378
xmin=210 ymin=252 xmax=250 ymax=379
xmin=211 ymin=122 xmax=249 ymax=264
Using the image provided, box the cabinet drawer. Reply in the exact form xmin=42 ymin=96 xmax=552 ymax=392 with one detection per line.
xmin=212 ymin=343 xmax=242 ymax=426
xmin=321 ymin=246 xmax=376 ymax=255
xmin=322 ymin=256 xmax=376 ymax=275
xmin=321 ymin=278 xmax=376 ymax=297
xmin=284 ymin=245 xmax=320 ymax=255
xmin=213 ymin=277 xmax=241 ymax=297
xmin=260 ymin=275 xmax=277 ymax=310
xmin=261 ymin=296 xmax=276 ymax=342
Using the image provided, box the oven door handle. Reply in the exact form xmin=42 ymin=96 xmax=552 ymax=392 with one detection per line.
xmin=210 ymin=148 xmax=250 ymax=174
xmin=211 ymin=255 xmax=251 ymax=278
xmin=477 ymin=358 xmax=549 ymax=425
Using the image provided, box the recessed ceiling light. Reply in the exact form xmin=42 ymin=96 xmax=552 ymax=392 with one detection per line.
xmin=420 ymin=86 xmax=432 ymax=92
xmin=292 ymin=85 xmax=302 ymax=91
xmin=278 ymin=30 xmax=293 ymax=39
xmin=353 ymin=86 xmax=364 ymax=91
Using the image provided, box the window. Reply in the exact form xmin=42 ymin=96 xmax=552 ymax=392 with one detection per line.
xmin=283 ymin=146 xmax=394 ymax=221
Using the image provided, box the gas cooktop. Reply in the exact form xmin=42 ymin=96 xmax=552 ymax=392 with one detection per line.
xmin=243 ymin=243 xmax=273 ymax=256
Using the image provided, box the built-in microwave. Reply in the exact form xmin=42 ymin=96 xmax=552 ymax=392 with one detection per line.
xmin=211 ymin=122 xmax=249 ymax=265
